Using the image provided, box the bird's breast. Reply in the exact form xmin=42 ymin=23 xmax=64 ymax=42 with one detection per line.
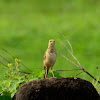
xmin=45 ymin=51 xmax=56 ymax=66
xmin=46 ymin=52 xmax=56 ymax=60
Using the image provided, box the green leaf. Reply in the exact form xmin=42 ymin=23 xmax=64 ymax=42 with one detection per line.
xmin=0 ymin=95 xmax=11 ymax=100
xmin=0 ymin=86 xmax=2 ymax=93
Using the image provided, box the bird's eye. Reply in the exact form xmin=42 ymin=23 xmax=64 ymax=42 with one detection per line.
xmin=50 ymin=41 xmax=52 ymax=42
xmin=54 ymin=41 xmax=55 ymax=42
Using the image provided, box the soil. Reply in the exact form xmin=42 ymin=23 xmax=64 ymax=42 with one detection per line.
xmin=12 ymin=77 xmax=100 ymax=100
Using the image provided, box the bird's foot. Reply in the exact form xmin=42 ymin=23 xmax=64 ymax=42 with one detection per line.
xmin=52 ymin=76 xmax=56 ymax=78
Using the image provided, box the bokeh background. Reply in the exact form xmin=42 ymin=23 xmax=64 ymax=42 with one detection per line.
xmin=0 ymin=0 xmax=100 ymax=82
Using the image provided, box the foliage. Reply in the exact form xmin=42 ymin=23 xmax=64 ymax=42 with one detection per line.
xmin=0 ymin=58 xmax=35 ymax=99
xmin=92 ymin=67 xmax=100 ymax=94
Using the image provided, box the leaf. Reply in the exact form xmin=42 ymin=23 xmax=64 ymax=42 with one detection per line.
xmin=0 ymin=95 xmax=11 ymax=100
xmin=0 ymin=86 xmax=2 ymax=93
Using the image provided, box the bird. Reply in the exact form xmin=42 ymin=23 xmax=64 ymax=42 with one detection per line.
xmin=43 ymin=39 xmax=57 ymax=79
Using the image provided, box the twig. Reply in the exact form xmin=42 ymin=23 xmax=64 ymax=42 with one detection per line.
xmin=58 ymin=39 xmax=71 ymax=55
xmin=1 ymin=48 xmax=32 ymax=72
xmin=75 ymin=71 xmax=84 ymax=77
xmin=0 ymin=55 xmax=11 ymax=63
xmin=58 ymin=39 xmax=82 ymax=67
xmin=58 ymin=32 xmax=73 ymax=54
xmin=55 ymin=69 xmax=81 ymax=71
xmin=19 ymin=71 xmax=32 ymax=74
xmin=0 ymin=53 xmax=32 ymax=74
xmin=82 ymin=68 xmax=100 ymax=83
xmin=0 ymin=61 xmax=8 ymax=68
xmin=57 ymin=51 xmax=80 ymax=69
xmin=58 ymin=32 xmax=100 ymax=83
xmin=0 ymin=54 xmax=16 ymax=67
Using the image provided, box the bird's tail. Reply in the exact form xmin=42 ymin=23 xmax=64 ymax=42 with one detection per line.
xmin=44 ymin=67 xmax=49 ymax=78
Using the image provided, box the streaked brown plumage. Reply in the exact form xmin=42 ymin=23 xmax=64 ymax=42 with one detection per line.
xmin=43 ymin=39 xmax=57 ymax=78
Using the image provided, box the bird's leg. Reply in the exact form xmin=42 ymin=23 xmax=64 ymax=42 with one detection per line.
xmin=51 ymin=67 xmax=55 ymax=78
xmin=45 ymin=67 xmax=47 ymax=79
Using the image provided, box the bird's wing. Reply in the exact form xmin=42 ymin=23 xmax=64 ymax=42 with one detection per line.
xmin=44 ymin=54 xmax=46 ymax=60
xmin=44 ymin=50 xmax=47 ymax=60
xmin=43 ymin=50 xmax=47 ymax=69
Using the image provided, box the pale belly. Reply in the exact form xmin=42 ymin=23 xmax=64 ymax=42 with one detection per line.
xmin=44 ymin=52 xmax=56 ymax=67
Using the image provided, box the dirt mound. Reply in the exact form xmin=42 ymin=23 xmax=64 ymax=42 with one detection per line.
xmin=12 ymin=77 xmax=100 ymax=100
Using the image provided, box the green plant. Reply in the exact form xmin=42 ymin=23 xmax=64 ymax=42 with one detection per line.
xmin=0 ymin=58 xmax=34 ymax=99
xmin=0 ymin=56 xmax=46 ymax=99
xmin=92 ymin=67 xmax=100 ymax=94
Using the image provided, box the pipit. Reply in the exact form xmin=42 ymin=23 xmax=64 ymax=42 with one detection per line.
xmin=43 ymin=39 xmax=57 ymax=79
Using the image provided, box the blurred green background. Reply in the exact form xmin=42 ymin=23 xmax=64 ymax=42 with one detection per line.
xmin=0 ymin=0 xmax=100 ymax=82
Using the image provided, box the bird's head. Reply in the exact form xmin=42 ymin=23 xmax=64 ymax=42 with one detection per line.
xmin=48 ymin=39 xmax=55 ymax=48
